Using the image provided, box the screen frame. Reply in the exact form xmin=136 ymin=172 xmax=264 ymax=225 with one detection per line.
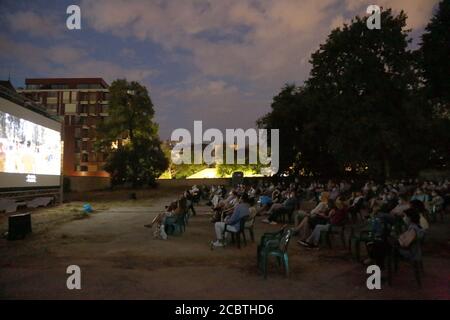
xmin=0 ymin=96 xmax=62 ymax=190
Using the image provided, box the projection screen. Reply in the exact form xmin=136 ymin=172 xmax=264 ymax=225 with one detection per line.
xmin=0 ymin=96 xmax=61 ymax=189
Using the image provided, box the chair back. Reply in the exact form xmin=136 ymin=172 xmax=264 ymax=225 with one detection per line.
xmin=177 ymin=211 xmax=187 ymax=224
xmin=278 ymin=228 xmax=293 ymax=252
xmin=239 ymin=216 xmax=249 ymax=231
xmin=245 ymin=208 xmax=257 ymax=228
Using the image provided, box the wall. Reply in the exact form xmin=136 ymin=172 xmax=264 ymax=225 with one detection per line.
xmin=67 ymin=176 xmax=111 ymax=192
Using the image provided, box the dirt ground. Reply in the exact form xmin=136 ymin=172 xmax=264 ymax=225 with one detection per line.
xmin=1 ymin=187 xmax=449 ymax=300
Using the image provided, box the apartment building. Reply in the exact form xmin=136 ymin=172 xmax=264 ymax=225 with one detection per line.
xmin=18 ymin=78 xmax=111 ymax=189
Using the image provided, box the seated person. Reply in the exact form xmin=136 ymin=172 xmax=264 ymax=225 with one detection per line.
xmin=298 ymin=197 xmax=348 ymax=248
xmin=393 ymin=207 xmax=426 ymax=262
xmin=348 ymin=191 xmax=365 ymax=221
xmin=410 ymin=188 xmax=429 ymax=203
xmin=211 ymin=193 xmax=250 ymax=247
xmin=145 ymin=195 xmax=187 ymax=239
xmin=390 ymin=194 xmax=410 ymax=216
xmin=430 ymin=190 xmax=444 ymax=212
xmin=211 ymin=190 xmax=239 ymax=222
xmin=293 ymin=192 xmax=330 ymax=240
xmin=262 ymin=191 xmax=298 ymax=224
xmin=256 ymin=194 xmax=272 ymax=215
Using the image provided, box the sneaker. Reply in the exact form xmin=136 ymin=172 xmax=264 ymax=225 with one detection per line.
xmin=298 ymin=240 xmax=310 ymax=247
xmin=269 ymin=221 xmax=278 ymax=225
xmin=262 ymin=219 xmax=270 ymax=224
xmin=212 ymin=240 xmax=224 ymax=247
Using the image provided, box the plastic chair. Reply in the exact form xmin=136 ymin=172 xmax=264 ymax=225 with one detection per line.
xmin=279 ymin=207 xmax=295 ymax=224
xmin=257 ymin=226 xmax=286 ymax=267
xmin=223 ymin=217 xmax=248 ymax=249
xmin=387 ymin=235 xmax=425 ymax=288
xmin=258 ymin=228 xmax=293 ymax=279
xmin=244 ymin=208 xmax=257 ymax=242
xmin=320 ymin=224 xmax=347 ymax=249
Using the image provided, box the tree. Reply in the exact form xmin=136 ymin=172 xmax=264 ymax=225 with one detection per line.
xmin=97 ymin=79 xmax=168 ymax=186
xmin=419 ymin=0 xmax=450 ymax=170
xmin=420 ymin=0 xmax=450 ymax=111
xmin=259 ymin=9 xmax=432 ymax=178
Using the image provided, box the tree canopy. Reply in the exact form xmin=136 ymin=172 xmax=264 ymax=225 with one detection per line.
xmin=258 ymin=5 xmax=450 ymax=179
xmin=97 ymin=79 xmax=168 ymax=186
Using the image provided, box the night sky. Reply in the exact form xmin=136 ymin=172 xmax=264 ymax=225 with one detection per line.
xmin=0 ymin=0 xmax=439 ymax=139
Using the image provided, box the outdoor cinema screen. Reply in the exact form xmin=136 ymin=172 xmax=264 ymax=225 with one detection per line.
xmin=0 ymin=97 xmax=61 ymax=189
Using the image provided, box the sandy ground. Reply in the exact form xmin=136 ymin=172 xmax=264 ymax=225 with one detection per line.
xmin=1 ymin=187 xmax=449 ymax=300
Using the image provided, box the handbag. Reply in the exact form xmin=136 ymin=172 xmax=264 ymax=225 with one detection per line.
xmin=398 ymin=228 xmax=416 ymax=248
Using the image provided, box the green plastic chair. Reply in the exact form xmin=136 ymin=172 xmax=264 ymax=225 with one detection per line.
xmin=320 ymin=224 xmax=347 ymax=249
xmin=258 ymin=228 xmax=293 ymax=279
xmin=257 ymin=226 xmax=287 ymax=265
xmin=348 ymin=226 xmax=373 ymax=262
xmin=387 ymin=234 xmax=425 ymax=288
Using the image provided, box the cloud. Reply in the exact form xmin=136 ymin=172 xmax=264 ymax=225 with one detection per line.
xmin=0 ymin=34 xmax=154 ymax=83
xmin=119 ymin=48 xmax=136 ymax=59
xmin=344 ymin=0 xmax=438 ymax=30
xmin=77 ymin=0 xmax=439 ymax=137
xmin=4 ymin=10 xmax=64 ymax=38
xmin=1 ymin=0 xmax=439 ymax=138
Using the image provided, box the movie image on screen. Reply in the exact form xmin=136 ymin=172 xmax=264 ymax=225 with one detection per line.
xmin=0 ymin=110 xmax=61 ymax=176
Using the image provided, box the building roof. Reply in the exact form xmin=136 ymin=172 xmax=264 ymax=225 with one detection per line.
xmin=25 ymin=77 xmax=109 ymax=88
xmin=0 ymin=81 xmax=59 ymax=122
xmin=0 ymin=80 xmax=15 ymax=92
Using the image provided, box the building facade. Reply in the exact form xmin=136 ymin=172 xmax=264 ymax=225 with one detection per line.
xmin=18 ymin=78 xmax=110 ymax=183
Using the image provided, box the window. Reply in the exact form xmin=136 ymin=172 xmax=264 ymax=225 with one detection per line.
xmin=63 ymin=91 xmax=70 ymax=102
xmin=81 ymin=153 xmax=88 ymax=162
xmin=79 ymin=92 xmax=89 ymax=100
xmin=74 ymin=128 xmax=81 ymax=138
xmin=47 ymin=91 xmax=58 ymax=98
xmin=81 ymin=141 xmax=88 ymax=150
xmin=51 ymin=84 xmax=68 ymax=89
xmin=65 ymin=103 xmax=77 ymax=114
xmin=74 ymin=139 xmax=82 ymax=153
xmin=89 ymin=105 xmax=97 ymax=114
xmin=80 ymin=105 xmax=89 ymax=113
xmin=100 ymin=105 xmax=108 ymax=113
xmin=82 ymin=129 xmax=89 ymax=138
xmin=80 ymin=165 xmax=88 ymax=172
xmin=79 ymin=117 xmax=86 ymax=125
